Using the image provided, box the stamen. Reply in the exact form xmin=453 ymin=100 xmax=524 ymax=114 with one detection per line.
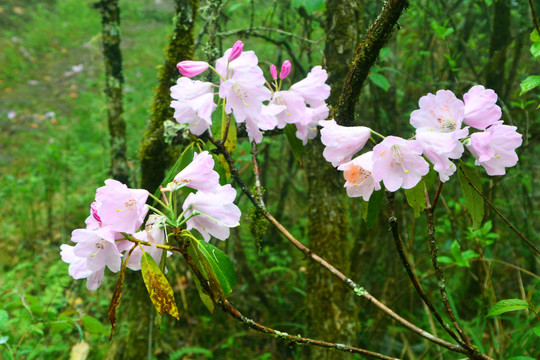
xmin=391 ymin=145 xmax=409 ymax=174
xmin=344 ymin=164 xmax=370 ymax=186
xmin=233 ymin=84 xmax=250 ymax=107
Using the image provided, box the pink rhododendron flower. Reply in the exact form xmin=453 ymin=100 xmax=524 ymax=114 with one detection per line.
xmin=280 ymin=60 xmax=291 ymax=79
xmin=182 ymin=184 xmax=241 ymax=241
xmin=176 ymin=60 xmax=209 ymax=78
xmin=215 ymin=47 xmax=260 ymax=79
xmin=270 ymin=64 xmax=278 ymax=80
xmin=245 ymin=104 xmax=285 ymax=144
xmin=320 ymin=119 xmax=372 ymax=167
xmin=270 ymin=90 xmax=307 ymax=129
xmin=71 ymin=228 xmax=122 ymax=274
xmin=410 ymin=90 xmax=468 ymax=151
xmin=466 ymin=121 xmax=522 ymax=175
xmin=228 ymin=40 xmax=244 ymax=62
xmin=415 ymin=131 xmax=465 ymax=182
xmin=290 ymin=66 xmax=330 ymax=107
xmin=60 ymin=244 xmax=92 ymax=280
xmin=170 ymin=151 xmax=220 ymax=192
xmin=372 ymin=136 xmax=429 ymax=192
xmin=337 ymin=152 xmax=381 ymax=200
xmin=463 ymin=85 xmax=501 ymax=130
xmin=170 ymin=77 xmax=216 ymax=136
xmin=94 ymin=180 xmax=149 ymax=234
xmin=294 ymin=104 xmax=329 ymax=144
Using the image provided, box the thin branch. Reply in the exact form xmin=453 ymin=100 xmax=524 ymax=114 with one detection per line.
xmin=432 ymin=181 xmax=444 ymax=210
xmin=220 ymin=299 xmax=399 ymax=360
xmin=250 ymin=141 xmax=266 ymax=209
xmin=458 ymin=166 xmax=540 ymax=255
xmin=206 ymin=135 xmax=469 ymax=355
xmin=387 ymin=193 xmax=464 ymax=346
xmin=178 ymin=238 xmax=398 ymax=359
xmin=424 ymin=188 xmax=472 ymax=349
xmin=335 ymin=0 xmax=409 ymax=125
xmin=217 ymin=27 xmax=320 ymax=45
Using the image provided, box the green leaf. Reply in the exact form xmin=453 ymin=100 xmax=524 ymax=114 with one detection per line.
xmin=531 ymin=28 xmax=540 ymax=42
xmin=520 ymin=75 xmax=540 ymax=96
xmin=170 ymin=346 xmax=213 ymax=360
xmin=197 ymin=240 xmax=236 ymax=296
xmin=141 ymin=252 xmax=180 ymax=320
xmin=0 ymin=336 xmax=8 ymax=345
xmin=507 ymin=357 xmax=536 ymax=360
xmin=534 ymin=327 xmax=540 ymax=338
xmin=404 ymin=181 xmax=426 ymax=217
xmin=363 ymin=189 xmax=385 ymax=229
xmin=81 ymin=316 xmax=108 ymax=336
xmin=0 ymin=310 xmax=8 ymax=329
xmin=187 ymin=244 xmax=215 ymax=313
xmin=486 ymin=299 xmax=529 ymax=317
xmin=369 ymin=72 xmax=390 ymax=92
xmin=283 ymin=124 xmax=305 ymax=167
xmin=458 ymin=163 xmax=484 ymax=230
xmin=437 ymin=256 xmax=454 ymax=264
xmin=530 ymin=42 xmax=540 ymax=58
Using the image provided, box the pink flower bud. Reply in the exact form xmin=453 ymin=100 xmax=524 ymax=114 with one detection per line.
xmin=176 ymin=61 xmax=209 ymax=78
xmin=228 ymin=40 xmax=244 ymax=62
xmin=270 ymin=64 xmax=278 ymax=80
xmin=279 ymin=60 xmax=291 ymax=79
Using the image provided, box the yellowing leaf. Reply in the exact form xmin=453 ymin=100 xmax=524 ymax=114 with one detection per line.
xmin=141 ymin=252 xmax=180 ymax=320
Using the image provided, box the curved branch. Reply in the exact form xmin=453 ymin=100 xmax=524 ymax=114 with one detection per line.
xmin=220 ymin=299 xmax=399 ymax=360
xmin=335 ymin=0 xmax=409 ymax=125
xmin=206 ymin=134 xmax=469 ymax=355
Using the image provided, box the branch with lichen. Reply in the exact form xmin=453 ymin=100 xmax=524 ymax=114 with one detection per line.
xmin=175 ymin=236 xmax=399 ymax=360
xmin=204 ymin=132 xmax=471 ymax=355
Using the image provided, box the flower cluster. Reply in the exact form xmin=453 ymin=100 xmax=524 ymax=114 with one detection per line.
xmin=320 ymin=85 xmax=522 ymax=200
xmin=171 ymin=40 xmax=331 ymax=144
xmin=61 ymin=151 xmax=241 ymax=290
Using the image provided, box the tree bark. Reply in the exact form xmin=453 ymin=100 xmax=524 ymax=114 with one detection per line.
xmin=140 ymin=0 xmax=199 ymax=193
xmin=94 ymin=0 xmax=130 ymax=186
xmin=106 ymin=2 xmax=198 ymax=359
xmin=304 ymin=2 xmax=361 ymax=359
xmin=305 ymin=1 xmax=408 ymax=359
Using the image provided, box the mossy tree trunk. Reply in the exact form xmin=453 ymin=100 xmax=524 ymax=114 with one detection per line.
xmin=94 ymin=0 xmax=130 ymax=186
xmin=305 ymin=1 xmax=408 ymax=359
xmin=304 ymin=2 xmax=361 ymax=359
xmin=140 ymin=0 xmax=199 ymax=193
xmin=106 ymin=2 xmax=198 ymax=359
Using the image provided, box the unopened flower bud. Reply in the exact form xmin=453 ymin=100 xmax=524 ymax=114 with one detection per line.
xmin=270 ymin=64 xmax=278 ymax=80
xmin=176 ymin=61 xmax=209 ymax=78
xmin=279 ymin=60 xmax=291 ymax=79
xmin=228 ymin=40 xmax=244 ymax=62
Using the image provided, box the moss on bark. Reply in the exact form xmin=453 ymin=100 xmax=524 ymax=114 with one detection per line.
xmin=140 ymin=0 xmax=199 ymax=193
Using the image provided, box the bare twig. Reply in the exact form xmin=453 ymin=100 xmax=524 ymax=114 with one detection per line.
xmin=217 ymin=27 xmax=320 ymax=45
xmin=206 ymin=135 xmax=469 ymax=355
xmin=458 ymin=166 xmax=540 ymax=255
xmin=424 ymin=188 xmax=472 ymax=349
xmin=178 ymin=239 xmax=399 ymax=359
xmin=387 ymin=193 xmax=464 ymax=346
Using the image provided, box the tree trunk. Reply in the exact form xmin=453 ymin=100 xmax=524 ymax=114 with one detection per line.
xmin=106 ymin=2 xmax=198 ymax=359
xmin=140 ymin=0 xmax=199 ymax=193
xmin=94 ymin=0 xmax=130 ymax=186
xmin=304 ymin=2 xmax=361 ymax=359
